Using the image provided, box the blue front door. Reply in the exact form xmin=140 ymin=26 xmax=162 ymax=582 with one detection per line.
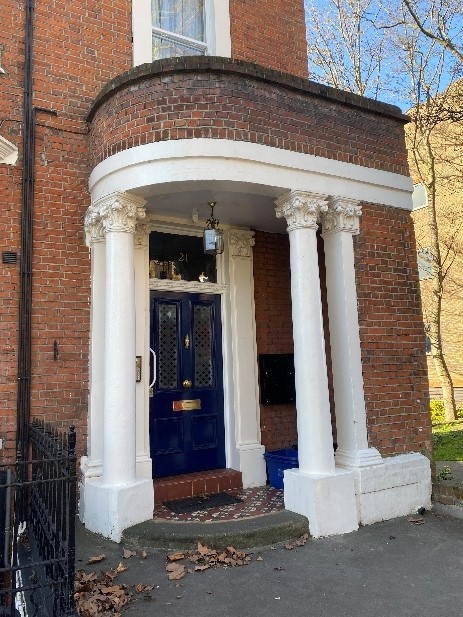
xmin=150 ymin=291 xmax=225 ymax=478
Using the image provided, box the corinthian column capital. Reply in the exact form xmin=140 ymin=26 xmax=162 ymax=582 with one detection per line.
xmin=228 ymin=230 xmax=255 ymax=257
xmin=134 ymin=221 xmax=151 ymax=247
xmin=322 ymin=197 xmax=362 ymax=236
xmin=275 ymin=191 xmax=328 ymax=232
xmin=84 ymin=203 xmax=105 ymax=246
xmin=93 ymin=192 xmax=147 ymax=235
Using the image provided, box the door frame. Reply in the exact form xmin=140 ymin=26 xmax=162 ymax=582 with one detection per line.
xmin=134 ymin=221 xmax=266 ymax=488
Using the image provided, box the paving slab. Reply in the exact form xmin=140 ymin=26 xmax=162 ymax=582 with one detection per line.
xmin=75 ymin=511 xmax=463 ymax=617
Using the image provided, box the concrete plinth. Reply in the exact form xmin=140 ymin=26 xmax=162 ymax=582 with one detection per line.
xmin=83 ymin=477 xmax=154 ymax=542
xmin=283 ymin=468 xmax=358 ymax=537
xmin=354 ymin=453 xmax=431 ymax=525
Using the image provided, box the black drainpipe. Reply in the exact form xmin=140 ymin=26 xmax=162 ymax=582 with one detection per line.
xmin=16 ymin=0 xmax=35 ymax=462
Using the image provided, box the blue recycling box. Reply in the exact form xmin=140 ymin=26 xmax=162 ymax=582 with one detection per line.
xmin=264 ymin=448 xmax=299 ymax=489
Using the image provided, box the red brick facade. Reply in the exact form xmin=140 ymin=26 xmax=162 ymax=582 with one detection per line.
xmin=253 ymin=232 xmax=297 ymax=452
xmin=0 ymin=0 xmax=431 ymax=468
xmin=229 ymin=0 xmax=309 ymax=78
xmin=356 ymin=204 xmax=432 ymax=456
xmin=253 ymin=206 xmax=432 ymax=460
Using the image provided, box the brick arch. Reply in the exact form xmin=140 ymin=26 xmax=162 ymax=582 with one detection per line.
xmin=87 ymin=57 xmax=409 ymax=175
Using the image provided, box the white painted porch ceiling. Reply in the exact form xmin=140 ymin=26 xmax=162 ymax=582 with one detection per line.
xmin=140 ymin=180 xmax=288 ymax=233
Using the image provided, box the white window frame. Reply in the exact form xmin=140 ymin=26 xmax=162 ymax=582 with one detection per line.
xmin=132 ymin=0 xmax=231 ymax=67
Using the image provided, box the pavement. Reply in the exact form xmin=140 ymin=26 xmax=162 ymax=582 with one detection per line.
xmin=75 ymin=511 xmax=463 ymax=617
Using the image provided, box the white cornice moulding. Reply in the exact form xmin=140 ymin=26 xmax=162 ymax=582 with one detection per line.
xmin=0 ymin=135 xmax=18 ymax=165
xmin=89 ymin=139 xmax=414 ymax=211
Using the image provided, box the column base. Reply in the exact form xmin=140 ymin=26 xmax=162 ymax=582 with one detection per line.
xmin=80 ymin=455 xmax=102 ymax=479
xmin=79 ymin=456 xmax=103 ymax=524
xmin=354 ymin=453 xmax=431 ymax=525
xmin=335 ymin=446 xmax=383 ymax=469
xmin=81 ymin=477 xmax=154 ymax=542
xmin=283 ymin=468 xmax=358 ymax=537
xmin=238 ymin=443 xmax=267 ymax=488
xmin=136 ymin=454 xmax=152 ymax=480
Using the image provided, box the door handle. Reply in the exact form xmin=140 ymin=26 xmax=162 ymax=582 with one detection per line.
xmin=149 ymin=348 xmax=156 ymax=396
xmin=182 ymin=379 xmax=192 ymax=389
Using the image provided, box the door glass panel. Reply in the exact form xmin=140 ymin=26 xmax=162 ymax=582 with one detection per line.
xmin=193 ymin=304 xmax=213 ymax=388
xmin=158 ymin=303 xmax=179 ymax=390
xmin=149 ymin=231 xmax=217 ymax=283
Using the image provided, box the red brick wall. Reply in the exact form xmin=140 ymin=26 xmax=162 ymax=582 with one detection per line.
xmin=0 ymin=0 xmax=133 ymax=461
xmin=253 ymin=232 xmax=336 ymax=453
xmin=253 ymin=207 xmax=433 ymax=460
xmin=253 ymin=232 xmax=297 ymax=452
xmin=88 ymin=60 xmax=410 ymax=175
xmin=355 ymin=203 xmax=432 ymax=457
xmin=229 ymin=0 xmax=309 ymax=78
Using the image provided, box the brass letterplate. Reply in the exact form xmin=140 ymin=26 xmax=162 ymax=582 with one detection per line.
xmin=173 ymin=399 xmax=201 ymax=412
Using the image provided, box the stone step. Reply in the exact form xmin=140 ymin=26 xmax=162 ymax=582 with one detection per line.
xmin=123 ymin=510 xmax=309 ymax=550
xmin=153 ymin=469 xmax=243 ymax=504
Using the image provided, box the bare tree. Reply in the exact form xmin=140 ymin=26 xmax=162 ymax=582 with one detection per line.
xmin=406 ymin=57 xmax=463 ymax=421
xmin=306 ymin=0 xmax=463 ymax=420
xmin=402 ymin=0 xmax=463 ymax=64
xmin=305 ymin=0 xmax=388 ymax=97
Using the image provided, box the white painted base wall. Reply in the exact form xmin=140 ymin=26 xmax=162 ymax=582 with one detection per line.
xmin=82 ymin=477 xmax=154 ymax=542
xmin=354 ymin=453 xmax=431 ymax=525
xmin=283 ymin=453 xmax=432 ymax=536
xmin=283 ymin=468 xmax=359 ymax=537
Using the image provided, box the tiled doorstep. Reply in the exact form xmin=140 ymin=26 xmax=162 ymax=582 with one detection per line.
xmin=154 ymin=486 xmax=284 ymax=523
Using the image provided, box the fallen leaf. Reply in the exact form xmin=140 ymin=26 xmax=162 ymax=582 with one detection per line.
xmin=123 ymin=549 xmax=137 ymax=559
xmin=136 ymin=584 xmax=154 ymax=593
xmin=141 ymin=551 xmax=148 ymax=559
xmin=87 ymin=554 xmax=106 ymax=564
xmin=167 ymin=551 xmax=185 ymax=561
xmin=168 ymin=565 xmax=185 ymax=581
xmin=285 ymin=533 xmax=310 ymax=550
xmin=115 ymin=561 xmax=128 ymax=573
xmin=256 ymin=556 xmax=263 ymax=561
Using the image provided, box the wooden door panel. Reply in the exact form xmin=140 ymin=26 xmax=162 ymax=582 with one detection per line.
xmin=150 ymin=291 xmax=225 ymax=478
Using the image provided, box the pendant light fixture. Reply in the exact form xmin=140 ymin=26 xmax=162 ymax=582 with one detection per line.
xmin=203 ymin=201 xmax=224 ymax=255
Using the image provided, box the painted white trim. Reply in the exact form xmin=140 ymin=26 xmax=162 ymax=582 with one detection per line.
xmin=205 ymin=0 xmax=231 ymax=57
xmin=89 ymin=139 xmax=413 ymax=210
xmin=132 ymin=0 xmax=153 ymax=66
xmin=149 ymin=278 xmax=226 ymax=294
xmin=0 ymin=134 xmax=18 ymax=165
xmin=132 ymin=0 xmax=231 ymax=67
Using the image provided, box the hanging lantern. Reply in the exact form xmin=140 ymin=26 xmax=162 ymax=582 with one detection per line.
xmin=203 ymin=202 xmax=224 ymax=255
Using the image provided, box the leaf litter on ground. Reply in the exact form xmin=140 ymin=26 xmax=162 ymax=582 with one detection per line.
xmin=76 ymin=553 xmax=156 ymax=616
xmin=285 ymin=533 xmax=309 ymax=550
xmin=165 ymin=542 xmax=252 ymax=579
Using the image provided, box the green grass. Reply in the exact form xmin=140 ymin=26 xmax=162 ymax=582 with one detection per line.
xmin=432 ymin=420 xmax=463 ymax=461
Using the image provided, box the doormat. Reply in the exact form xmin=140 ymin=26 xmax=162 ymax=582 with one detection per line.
xmin=164 ymin=492 xmax=243 ymax=514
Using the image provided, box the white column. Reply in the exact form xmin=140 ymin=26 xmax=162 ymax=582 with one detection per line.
xmin=79 ymin=208 xmax=105 ymax=521
xmin=226 ymin=230 xmax=266 ymax=487
xmin=275 ymin=191 xmax=358 ymax=537
xmin=82 ymin=192 xmax=153 ymax=542
xmin=134 ymin=222 xmax=152 ymax=479
xmin=275 ymin=192 xmax=334 ymax=474
xmin=322 ymin=197 xmax=383 ymax=469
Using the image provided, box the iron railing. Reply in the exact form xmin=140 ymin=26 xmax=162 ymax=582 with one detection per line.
xmin=0 ymin=420 xmax=77 ymax=617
